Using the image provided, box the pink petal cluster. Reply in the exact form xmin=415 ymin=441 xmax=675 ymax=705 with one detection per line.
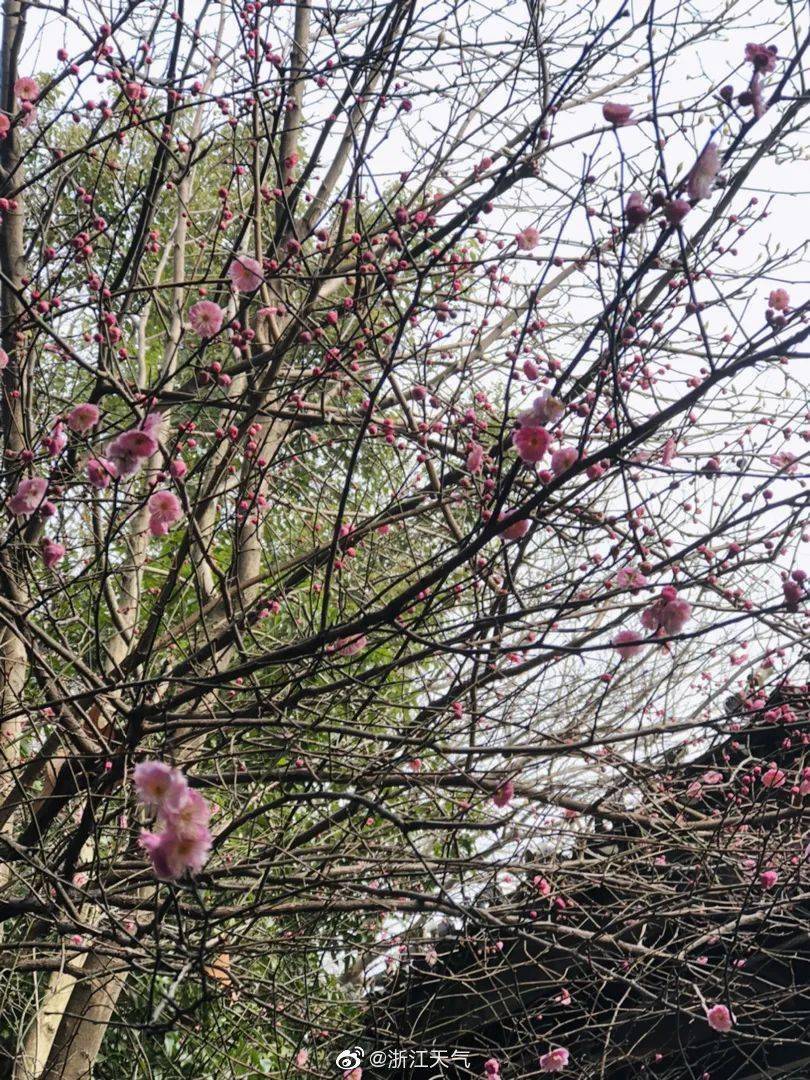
xmin=513 ymin=425 xmax=550 ymax=464
xmin=43 ymin=421 xmax=67 ymax=457
xmin=7 ymin=476 xmax=48 ymax=516
xmin=640 ymin=586 xmax=692 ymax=637
xmin=484 ymin=1059 xmax=500 ymax=1076
xmin=0 ymin=347 xmax=8 ymax=369
xmin=13 ymin=76 xmax=39 ymax=102
xmin=41 ymin=538 xmax=65 ymax=569
xmin=769 ymin=451 xmax=797 ymax=475
xmin=147 ymin=489 xmax=183 ymax=537
xmin=334 ymin=633 xmax=368 ymax=656
xmin=706 ymin=1004 xmax=733 ymax=1032
xmin=189 ymin=299 xmax=225 ymax=338
xmin=625 ymin=191 xmax=650 ymax=228
xmin=228 ymin=253 xmax=263 ymax=292
xmin=107 ymin=414 xmax=161 ymax=477
xmin=134 ymin=761 xmax=212 ymax=881
xmin=492 ymin=780 xmax=514 ymax=807
xmin=745 ymin=42 xmax=777 ymax=72
xmin=768 ymin=288 xmax=789 ymax=311
xmin=500 ymin=513 xmax=530 ymax=541
xmin=760 ymin=765 xmax=785 ymax=789
xmin=602 ymin=102 xmax=633 ymax=126
xmin=783 ymin=578 xmax=804 ymax=610
xmin=518 ymin=393 xmax=565 ymax=427
xmin=687 ymin=142 xmax=720 ymax=202
xmin=550 ymin=446 xmax=578 ymax=476
xmin=87 ymin=457 xmax=117 ymax=490
xmin=664 ymin=198 xmax=691 ymax=227
xmin=516 ymin=226 xmax=541 ymax=251
xmin=539 ymin=1047 xmax=570 ymax=1072
xmin=615 ymin=566 xmax=647 ymax=590
xmin=466 ymin=442 xmax=485 ymax=473
xmin=759 ymin=869 xmax=777 ymax=889
xmin=124 ymin=81 xmax=149 ymax=102
xmin=67 ymin=402 xmax=101 ymax=434
xmin=612 ymin=629 xmax=644 ymax=659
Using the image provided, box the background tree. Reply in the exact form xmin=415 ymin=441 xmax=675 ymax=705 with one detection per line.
xmin=0 ymin=0 xmax=809 ymax=1078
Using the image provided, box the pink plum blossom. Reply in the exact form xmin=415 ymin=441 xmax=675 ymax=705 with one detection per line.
xmin=641 ymin=587 xmax=691 ymax=637
xmin=41 ymin=538 xmax=65 ymax=569
xmin=613 ymin=630 xmax=644 ymax=659
xmin=67 ymin=403 xmax=101 ymax=434
xmin=539 ymin=1047 xmax=570 ymax=1072
xmin=134 ymin=761 xmax=213 ymax=880
xmin=189 ymin=300 xmax=225 ymax=338
xmin=760 ymin=766 xmax=785 ymax=789
xmin=13 ymin=76 xmax=39 ymax=102
xmin=519 ymin=394 xmax=565 ymax=427
xmin=783 ymin=578 xmax=804 ymax=611
xmin=7 ymin=476 xmax=47 ymax=516
xmin=334 ymin=634 xmax=367 ymax=656
xmin=615 ymin=567 xmax=647 ymax=590
xmin=148 ymin=489 xmax=183 ymax=537
xmin=516 ymin=227 xmax=540 ymax=251
xmin=229 ymin=253 xmax=263 ymax=292
xmin=602 ymin=102 xmax=632 ymax=126
xmin=124 ymin=81 xmax=149 ymax=102
xmin=706 ymin=1004 xmax=734 ymax=1032
xmin=550 ymin=446 xmax=578 ymax=476
xmin=107 ymin=428 xmax=159 ymax=477
xmin=664 ymin=198 xmax=691 ymax=226
xmin=0 ymin=347 xmax=8 ymax=369
xmin=134 ymin=760 xmax=188 ymax=810
xmin=500 ymin=514 xmax=531 ymax=541
xmin=43 ymin=422 xmax=67 ymax=457
xmin=759 ymin=869 xmax=777 ymax=889
xmin=484 ymin=1059 xmax=500 ymax=1076
xmin=745 ymin=43 xmax=777 ymax=72
xmin=467 ymin=442 xmax=485 ymax=473
xmin=493 ymin=780 xmax=514 ymax=807
xmin=769 ymin=451 xmax=797 ymax=474
xmin=513 ymin=425 xmax=550 ymax=463
xmin=139 ymin=824 xmax=212 ymax=880
xmin=86 ymin=458 xmax=117 ymax=490
xmin=625 ymin=192 xmax=650 ymax=228
xmin=768 ymin=288 xmax=789 ymax=311
xmin=168 ymin=786 xmax=212 ymax=831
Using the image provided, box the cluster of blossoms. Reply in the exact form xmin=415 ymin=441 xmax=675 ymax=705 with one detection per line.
xmin=6 ymin=405 xmax=182 ymax=553
xmin=134 ymin=761 xmax=212 ymax=880
xmin=106 ymin=411 xmax=162 ymax=477
xmin=511 ymin=393 xmax=570 ymax=474
xmin=612 ymin=586 xmax=692 ymax=660
xmin=7 ymin=475 xmax=48 ymax=516
xmin=147 ymin=490 xmax=183 ymax=537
